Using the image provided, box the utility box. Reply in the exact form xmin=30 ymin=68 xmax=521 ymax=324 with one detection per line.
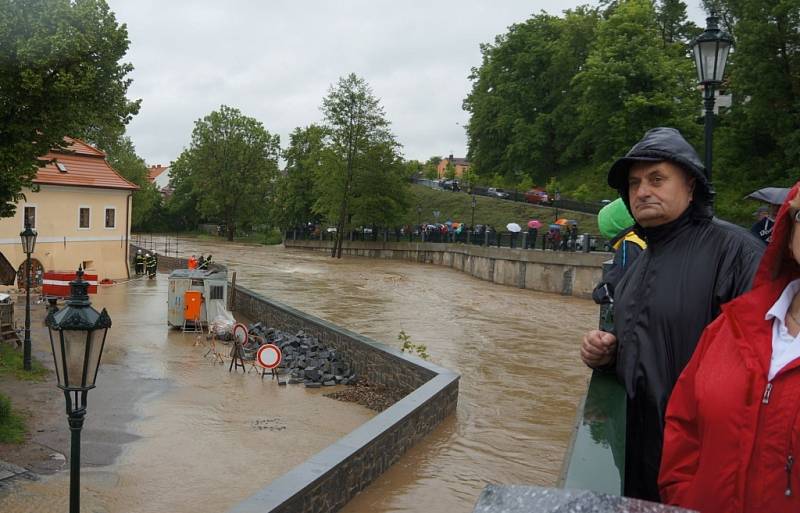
xmin=167 ymin=269 xmax=228 ymax=328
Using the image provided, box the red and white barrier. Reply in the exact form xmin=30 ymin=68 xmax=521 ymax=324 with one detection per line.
xmin=43 ymin=271 xmax=98 ymax=297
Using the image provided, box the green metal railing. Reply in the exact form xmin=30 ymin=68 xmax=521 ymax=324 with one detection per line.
xmin=559 ymin=260 xmax=626 ymax=494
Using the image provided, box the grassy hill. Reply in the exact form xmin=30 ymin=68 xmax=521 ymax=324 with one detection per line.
xmin=403 ymin=184 xmax=600 ymax=235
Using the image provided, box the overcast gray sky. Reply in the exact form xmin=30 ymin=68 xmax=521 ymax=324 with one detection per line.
xmin=108 ymin=0 xmax=708 ymax=167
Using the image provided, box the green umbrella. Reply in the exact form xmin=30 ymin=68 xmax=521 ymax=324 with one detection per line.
xmin=598 ymin=198 xmax=634 ymax=239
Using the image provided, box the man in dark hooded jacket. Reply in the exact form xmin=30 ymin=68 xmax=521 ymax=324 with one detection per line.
xmin=580 ymin=127 xmax=764 ymax=501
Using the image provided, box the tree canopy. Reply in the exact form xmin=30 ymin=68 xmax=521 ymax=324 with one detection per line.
xmin=0 ymin=0 xmax=140 ymax=217
xmin=313 ymin=73 xmax=407 ymax=257
xmin=170 ymin=105 xmax=281 ymax=240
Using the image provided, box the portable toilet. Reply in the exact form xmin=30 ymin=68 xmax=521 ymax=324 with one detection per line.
xmin=167 ymin=269 xmax=228 ymax=328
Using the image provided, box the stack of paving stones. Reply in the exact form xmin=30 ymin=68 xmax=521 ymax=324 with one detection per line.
xmin=247 ymin=323 xmax=357 ymax=388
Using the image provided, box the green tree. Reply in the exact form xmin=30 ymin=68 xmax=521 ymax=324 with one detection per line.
xmin=710 ymin=0 xmax=800 ymax=221
xmin=104 ymin=137 xmax=160 ymax=230
xmin=0 ymin=0 xmax=140 ymax=217
xmin=423 ymin=156 xmax=441 ymax=180
xmin=314 ymin=74 xmax=404 ymax=258
xmin=572 ymin=0 xmax=700 ymax=172
xmin=464 ymin=8 xmax=601 ymax=184
xmin=274 ymin=125 xmax=326 ymax=231
xmin=170 ymin=105 xmax=281 ymax=241
xmin=655 ymin=0 xmax=699 ymax=44
xmin=444 ymin=161 xmax=457 ymax=180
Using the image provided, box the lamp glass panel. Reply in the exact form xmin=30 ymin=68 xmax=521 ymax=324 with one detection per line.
xmin=700 ymin=40 xmax=720 ymax=82
xmin=48 ymin=328 xmax=66 ymax=388
xmin=63 ymin=330 xmax=90 ymax=388
xmin=693 ymin=44 xmax=704 ymax=82
xmin=20 ymin=232 xmax=36 ymax=254
xmin=86 ymin=328 xmax=107 ymax=387
xmin=714 ymin=44 xmax=731 ymax=82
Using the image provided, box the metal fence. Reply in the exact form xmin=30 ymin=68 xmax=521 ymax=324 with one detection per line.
xmin=286 ymin=227 xmax=610 ymax=253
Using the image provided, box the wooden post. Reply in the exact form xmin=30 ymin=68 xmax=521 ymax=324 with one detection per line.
xmin=229 ymin=271 xmax=237 ymax=311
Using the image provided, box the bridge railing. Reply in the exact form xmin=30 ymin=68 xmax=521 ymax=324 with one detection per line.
xmin=558 ymin=260 xmax=626 ymax=494
xmin=285 ymin=228 xmax=610 ymax=253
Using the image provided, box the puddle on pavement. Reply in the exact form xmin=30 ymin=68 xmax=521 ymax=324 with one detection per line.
xmin=130 ymin=237 xmax=596 ymax=513
xmin=0 ymin=276 xmax=375 ymax=513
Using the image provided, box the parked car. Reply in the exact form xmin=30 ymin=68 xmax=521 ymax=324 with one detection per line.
xmin=487 ymin=187 xmax=510 ymax=199
xmin=524 ymin=189 xmax=550 ymax=204
xmin=441 ymin=179 xmax=461 ymax=192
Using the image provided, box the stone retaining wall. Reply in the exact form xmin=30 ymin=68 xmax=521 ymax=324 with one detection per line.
xmin=285 ymin=240 xmax=608 ymax=299
xmin=228 ymin=285 xmax=460 ymax=513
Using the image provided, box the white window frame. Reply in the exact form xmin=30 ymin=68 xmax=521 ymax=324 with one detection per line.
xmin=104 ymin=206 xmax=117 ymax=229
xmin=78 ymin=205 xmax=91 ymax=230
xmin=22 ymin=204 xmax=37 ymax=230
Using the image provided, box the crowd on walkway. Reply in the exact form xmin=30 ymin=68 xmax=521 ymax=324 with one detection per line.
xmin=581 ymin=126 xmax=796 ymax=513
xmin=290 ymin=218 xmax=599 ymax=252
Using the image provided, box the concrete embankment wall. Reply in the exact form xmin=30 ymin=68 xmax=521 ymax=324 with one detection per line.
xmin=285 ymin=240 xmax=609 ymax=299
xmin=129 ymin=244 xmax=460 ymax=513
xmin=229 ymin=286 xmax=459 ymax=513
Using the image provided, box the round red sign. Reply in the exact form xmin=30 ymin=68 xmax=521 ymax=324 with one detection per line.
xmin=256 ymin=344 xmax=282 ymax=369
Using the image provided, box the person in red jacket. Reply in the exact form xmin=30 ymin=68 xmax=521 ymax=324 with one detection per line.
xmin=659 ymin=181 xmax=800 ymax=513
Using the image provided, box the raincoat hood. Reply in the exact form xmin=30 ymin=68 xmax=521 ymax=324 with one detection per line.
xmin=753 ymin=181 xmax=800 ymax=288
xmin=608 ymin=127 xmax=714 ymax=220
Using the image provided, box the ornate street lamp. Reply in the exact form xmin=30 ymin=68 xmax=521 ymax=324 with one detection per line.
xmin=19 ymin=223 xmax=37 ymax=371
xmin=46 ymin=267 xmax=112 ymax=513
xmin=690 ymin=12 xmax=734 ymax=181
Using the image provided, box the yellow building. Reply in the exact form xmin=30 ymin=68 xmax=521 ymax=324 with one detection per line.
xmin=0 ymin=138 xmax=138 ymax=285
xmin=437 ymin=154 xmax=471 ymax=179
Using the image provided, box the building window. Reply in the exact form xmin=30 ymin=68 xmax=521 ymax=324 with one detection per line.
xmin=105 ymin=208 xmax=116 ymax=229
xmin=79 ymin=207 xmax=90 ymax=229
xmin=24 ymin=206 xmax=36 ymax=229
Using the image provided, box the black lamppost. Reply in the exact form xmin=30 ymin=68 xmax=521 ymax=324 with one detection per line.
xmin=471 ymin=193 xmax=477 ymax=229
xmin=690 ymin=12 xmax=734 ymax=181
xmin=46 ymin=267 xmax=112 ymax=513
xmin=19 ymin=223 xmax=37 ymax=371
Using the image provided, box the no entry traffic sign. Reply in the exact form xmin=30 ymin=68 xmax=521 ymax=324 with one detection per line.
xmin=256 ymin=344 xmax=282 ymax=369
xmin=233 ymin=323 xmax=248 ymax=346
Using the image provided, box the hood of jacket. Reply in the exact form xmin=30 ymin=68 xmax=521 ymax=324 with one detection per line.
xmin=753 ymin=181 xmax=800 ymax=288
xmin=608 ymin=127 xmax=714 ymax=220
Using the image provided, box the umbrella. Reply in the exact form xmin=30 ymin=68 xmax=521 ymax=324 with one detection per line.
xmin=549 ymin=224 xmax=562 ymax=230
xmin=747 ymin=187 xmax=790 ymax=205
xmin=567 ymin=220 xmax=578 ymax=226
xmin=506 ymin=222 xmax=522 ymax=233
xmin=527 ymin=220 xmax=542 ymax=229
xmin=555 ymin=218 xmax=569 ymax=226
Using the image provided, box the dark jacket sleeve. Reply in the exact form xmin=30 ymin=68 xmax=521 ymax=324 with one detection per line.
xmin=713 ymin=229 xmax=764 ymax=305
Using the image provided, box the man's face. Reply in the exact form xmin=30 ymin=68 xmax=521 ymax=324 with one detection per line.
xmin=628 ymin=161 xmax=695 ymax=228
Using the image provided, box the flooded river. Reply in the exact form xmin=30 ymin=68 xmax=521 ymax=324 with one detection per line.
xmin=161 ymin=238 xmax=596 ymax=512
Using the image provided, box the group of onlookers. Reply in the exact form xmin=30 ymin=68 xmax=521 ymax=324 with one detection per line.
xmin=582 ymin=126 xmax=797 ymax=512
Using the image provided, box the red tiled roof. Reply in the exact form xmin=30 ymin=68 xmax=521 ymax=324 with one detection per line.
xmin=33 ymin=137 xmax=139 ymax=191
xmin=148 ymin=165 xmax=167 ymax=182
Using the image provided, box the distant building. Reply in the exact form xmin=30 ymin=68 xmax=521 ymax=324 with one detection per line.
xmin=437 ymin=154 xmax=471 ymax=179
xmin=148 ymin=164 xmax=172 ymax=196
xmin=0 ymin=137 xmax=138 ymax=284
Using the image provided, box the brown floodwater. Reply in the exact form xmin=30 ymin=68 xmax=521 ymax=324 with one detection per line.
xmin=0 ymin=273 xmax=375 ymax=513
xmin=151 ymin=237 xmax=596 ymax=512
